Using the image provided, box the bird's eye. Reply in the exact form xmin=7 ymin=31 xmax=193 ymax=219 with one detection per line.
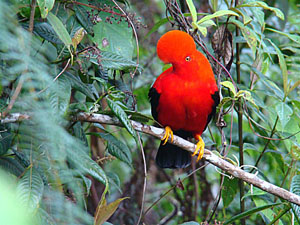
xmin=185 ymin=56 xmax=191 ymax=62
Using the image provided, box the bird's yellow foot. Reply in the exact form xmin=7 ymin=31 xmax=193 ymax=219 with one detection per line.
xmin=161 ymin=126 xmax=174 ymax=145
xmin=192 ymin=135 xmax=205 ymax=161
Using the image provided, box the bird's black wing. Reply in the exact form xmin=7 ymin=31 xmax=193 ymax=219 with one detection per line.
xmin=148 ymin=87 xmax=160 ymax=121
xmin=203 ymin=91 xmax=220 ymax=131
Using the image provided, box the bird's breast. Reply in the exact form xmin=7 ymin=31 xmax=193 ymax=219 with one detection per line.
xmin=156 ymin=78 xmax=215 ymax=134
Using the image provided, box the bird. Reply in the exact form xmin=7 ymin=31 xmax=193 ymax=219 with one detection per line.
xmin=148 ymin=30 xmax=219 ymax=169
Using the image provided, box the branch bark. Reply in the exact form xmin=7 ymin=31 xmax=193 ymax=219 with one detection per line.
xmin=1 ymin=112 xmax=300 ymax=206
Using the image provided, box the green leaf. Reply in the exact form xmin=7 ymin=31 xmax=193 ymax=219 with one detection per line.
xmin=197 ymin=10 xmax=239 ymax=25
xmin=223 ymin=202 xmax=282 ymax=225
xmin=67 ymin=147 xmax=107 ymax=185
xmin=230 ymin=8 xmax=252 ymax=25
xmin=107 ymin=172 xmax=121 ymax=193
xmin=92 ymin=19 xmax=133 ymax=59
xmin=0 ymin=124 xmax=12 ymax=155
xmin=237 ymin=1 xmax=284 ymax=20
xmin=36 ymin=208 xmax=57 ymax=225
xmin=216 ymin=96 xmax=233 ymax=113
xmin=16 ymin=169 xmax=44 ymax=211
xmin=88 ymin=132 xmax=132 ymax=166
xmin=236 ymin=90 xmax=258 ymax=109
xmin=267 ymin=28 xmax=300 ymax=45
xmin=222 ymin=177 xmax=239 ymax=207
xmin=37 ymin=0 xmax=54 ymax=18
xmin=48 ymin=77 xmax=71 ymax=116
xmin=88 ymin=51 xmax=141 ymax=72
xmin=193 ymin=23 xmax=208 ymax=37
xmin=231 ymin=19 xmax=257 ymax=56
xmin=291 ymin=175 xmax=300 ymax=222
xmin=275 ymin=102 xmax=293 ymax=130
xmin=106 ymin=98 xmax=138 ymax=142
xmin=74 ymin=5 xmax=94 ymax=36
xmin=0 ymin=157 xmax=24 ymax=177
xmin=61 ymin=71 xmax=96 ymax=101
xmin=243 ymin=186 xmax=267 ymax=200
xmin=34 ymin=22 xmax=63 ymax=44
xmin=253 ymin=198 xmax=284 ymax=225
xmin=268 ymin=39 xmax=288 ymax=95
xmin=47 ymin=12 xmax=72 ymax=48
xmin=186 ymin=0 xmax=197 ymax=24
xmin=221 ymin=81 xmax=237 ymax=96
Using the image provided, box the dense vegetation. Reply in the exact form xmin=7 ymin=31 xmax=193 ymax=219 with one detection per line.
xmin=0 ymin=0 xmax=299 ymax=224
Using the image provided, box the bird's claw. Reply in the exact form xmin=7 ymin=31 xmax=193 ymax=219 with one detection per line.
xmin=192 ymin=135 xmax=205 ymax=161
xmin=161 ymin=126 xmax=174 ymax=145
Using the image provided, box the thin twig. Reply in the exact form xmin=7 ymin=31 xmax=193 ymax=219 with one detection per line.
xmin=53 ymin=59 xmax=71 ymax=82
xmin=136 ymin=133 xmax=147 ymax=225
xmin=28 ymin=0 xmax=37 ymax=33
xmin=207 ymin=175 xmax=224 ymax=223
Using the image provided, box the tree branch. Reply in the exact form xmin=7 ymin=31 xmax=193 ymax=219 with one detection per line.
xmin=1 ymin=112 xmax=300 ymax=206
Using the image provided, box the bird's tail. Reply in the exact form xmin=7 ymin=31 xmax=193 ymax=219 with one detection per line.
xmin=155 ymin=142 xmax=191 ymax=169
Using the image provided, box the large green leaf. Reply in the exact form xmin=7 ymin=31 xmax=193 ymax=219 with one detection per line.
xmin=236 ymin=1 xmax=284 ymax=20
xmin=106 ymin=98 xmax=138 ymax=142
xmin=275 ymin=102 xmax=293 ymax=130
xmin=231 ymin=19 xmax=257 ymax=57
xmin=67 ymin=146 xmax=107 ymax=185
xmin=88 ymin=51 xmax=141 ymax=72
xmin=253 ymin=198 xmax=284 ymax=225
xmin=90 ymin=132 xmax=132 ymax=166
xmin=222 ymin=177 xmax=239 ymax=207
xmin=47 ymin=12 xmax=72 ymax=48
xmin=16 ymin=169 xmax=44 ymax=211
xmin=92 ymin=18 xmax=133 ymax=59
xmin=34 ymin=22 xmax=63 ymax=44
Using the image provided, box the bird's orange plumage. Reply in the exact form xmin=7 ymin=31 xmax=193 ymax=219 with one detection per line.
xmin=149 ymin=30 xmax=219 ymax=168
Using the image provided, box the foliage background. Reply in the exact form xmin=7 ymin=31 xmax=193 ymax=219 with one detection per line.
xmin=0 ymin=0 xmax=299 ymax=224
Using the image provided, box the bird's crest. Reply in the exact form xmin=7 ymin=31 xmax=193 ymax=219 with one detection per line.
xmin=157 ymin=30 xmax=196 ymax=64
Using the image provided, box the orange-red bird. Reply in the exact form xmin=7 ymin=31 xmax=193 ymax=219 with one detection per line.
xmin=149 ymin=30 xmax=219 ymax=168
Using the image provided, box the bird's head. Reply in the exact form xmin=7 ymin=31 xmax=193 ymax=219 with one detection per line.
xmin=157 ymin=30 xmax=196 ymax=65
xmin=157 ymin=30 xmax=212 ymax=77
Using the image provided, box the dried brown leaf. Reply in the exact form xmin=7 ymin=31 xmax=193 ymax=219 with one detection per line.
xmin=212 ymin=25 xmax=233 ymax=71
